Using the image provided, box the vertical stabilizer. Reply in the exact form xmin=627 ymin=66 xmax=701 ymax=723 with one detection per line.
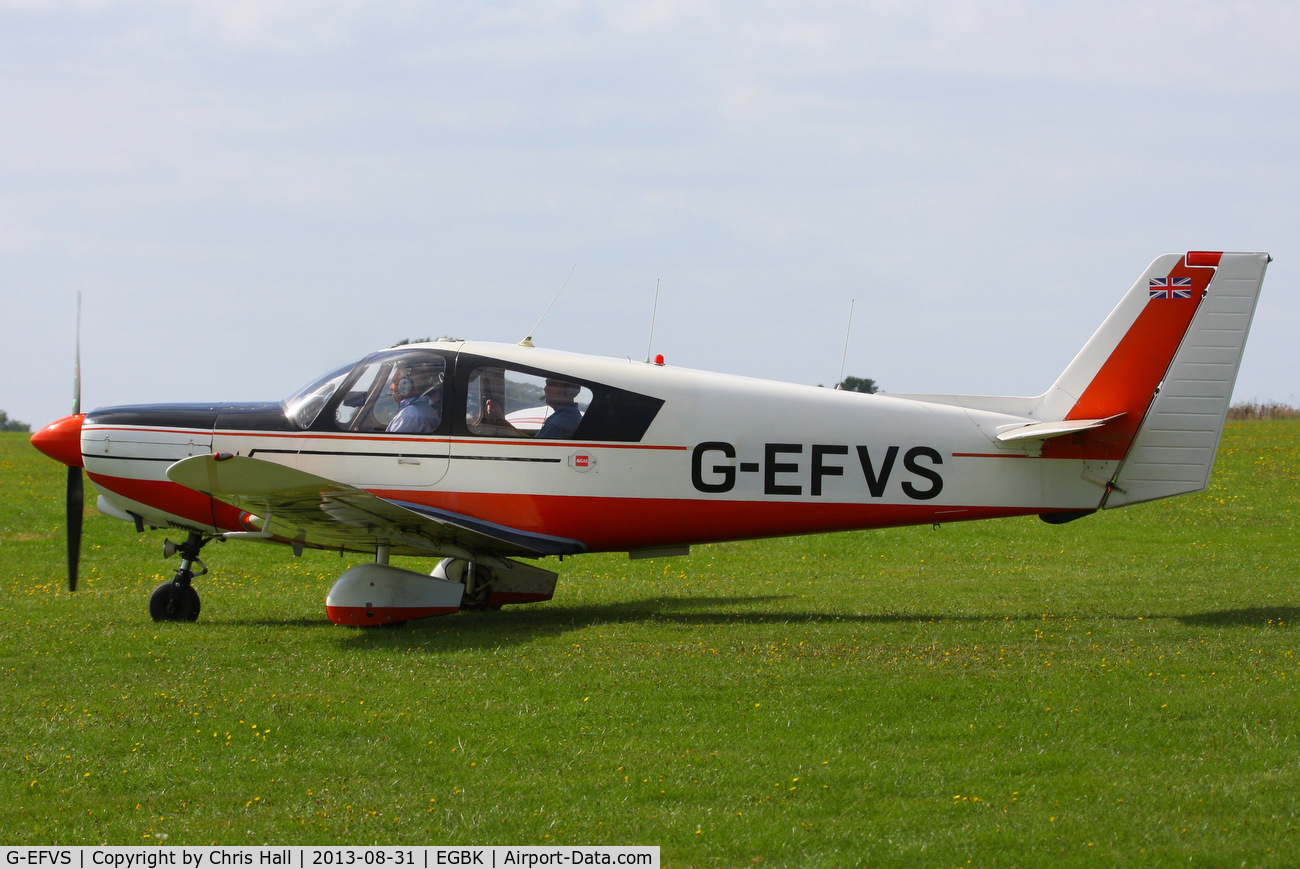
xmin=1103 ymin=252 xmax=1270 ymax=507
xmin=1038 ymin=253 xmax=1218 ymax=461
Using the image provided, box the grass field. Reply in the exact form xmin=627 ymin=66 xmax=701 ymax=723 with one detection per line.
xmin=1 ymin=424 xmax=1298 ymax=866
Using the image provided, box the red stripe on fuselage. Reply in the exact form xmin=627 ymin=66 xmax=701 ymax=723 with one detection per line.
xmin=371 ymin=489 xmax=1043 ymax=551
xmin=92 ymin=470 xmax=1046 ymax=552
xmin=208 ymin=429 xmax=690 ymax=452
xmin=87 ymin=472 xmax=239 ymax=531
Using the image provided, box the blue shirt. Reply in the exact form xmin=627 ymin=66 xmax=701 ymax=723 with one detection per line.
xmin=536 ymin=404 xmax=582 ymax=439
xmin=387 ymin=396 xmax=440 ymax=433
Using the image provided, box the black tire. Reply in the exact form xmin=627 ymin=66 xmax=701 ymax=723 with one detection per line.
xmin=149 ymin=580 xmax=201 ymax=622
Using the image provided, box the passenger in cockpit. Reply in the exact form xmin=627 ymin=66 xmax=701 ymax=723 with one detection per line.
xmin=535 ymin=379 xmax=583 ymax=439
xmin=386 ymin=364 xmax=442 ymax=433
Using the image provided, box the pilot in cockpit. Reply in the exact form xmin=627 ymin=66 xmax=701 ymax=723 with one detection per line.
xmin=535 ymin=379 xmax=583 ymax=439
xmin=386 ymin=363 xmax=443 ymax=433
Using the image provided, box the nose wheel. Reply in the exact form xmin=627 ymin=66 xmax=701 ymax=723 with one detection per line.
xmin=149 ymin=530 xmax=209 ymax=622
xmin=149 ymin=580 xmax=201 ymax=621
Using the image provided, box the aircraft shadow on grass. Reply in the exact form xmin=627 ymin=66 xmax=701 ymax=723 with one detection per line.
xmin=304 ymin=598 xmax=1299 ymax=653
xmin=1174 ymin=606 xmax=1300 ymax=627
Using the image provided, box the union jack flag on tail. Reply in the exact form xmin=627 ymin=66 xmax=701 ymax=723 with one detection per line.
xmin=1150 ymin=276 xmax=1193 ymax=299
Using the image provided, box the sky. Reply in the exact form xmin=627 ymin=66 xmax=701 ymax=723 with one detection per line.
xmin=3 ymin=0 xmax=1297 ymax=431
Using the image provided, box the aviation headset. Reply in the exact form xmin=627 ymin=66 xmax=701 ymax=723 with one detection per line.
xmin=395 ymin=366 xmax=443 ymax=398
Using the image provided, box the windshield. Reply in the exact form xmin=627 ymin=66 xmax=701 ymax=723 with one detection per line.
xmin=333 ymin=349 xmax=446 ymax=433
xmin=281 ymin=349 xmax=450 ymax=433
xmin=281 ymin=360 xmax=359 ymax=430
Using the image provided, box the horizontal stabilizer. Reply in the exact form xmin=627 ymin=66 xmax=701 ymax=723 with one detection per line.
xmin=995 ymin=416 xmax=1117 ymax=445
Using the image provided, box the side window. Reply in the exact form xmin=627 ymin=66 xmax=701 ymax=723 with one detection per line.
xmin=465 ymin=366 xmax=591 ymax=439
xmin=335 ymin=350 xmax=446 ymax=433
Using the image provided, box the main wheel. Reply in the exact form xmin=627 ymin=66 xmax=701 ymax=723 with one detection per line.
xmin=149 ymin=580 xmax=201 ymax=622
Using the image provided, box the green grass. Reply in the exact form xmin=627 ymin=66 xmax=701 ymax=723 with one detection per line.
xmin=1 ymin=424 xmax=1298 ymax=866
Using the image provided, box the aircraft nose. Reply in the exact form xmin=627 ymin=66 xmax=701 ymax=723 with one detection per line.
xmin=31 ymin=414 xmax=86 ymax=468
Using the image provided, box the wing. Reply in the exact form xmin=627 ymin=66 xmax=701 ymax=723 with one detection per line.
xmin=166 ymin=454 xmax=586 ymax=559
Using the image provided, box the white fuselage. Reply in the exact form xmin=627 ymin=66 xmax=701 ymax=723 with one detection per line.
xmin=80 ymin=341 xmax=1113 ymax=554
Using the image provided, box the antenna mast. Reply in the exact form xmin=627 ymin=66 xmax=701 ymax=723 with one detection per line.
xmin=836 ymin=299 xmax=854 ymax=390
xmin=520 ymin=263 xmax=577 ymax=347
xmin=644 ymin=278 xmax=660 ymax=363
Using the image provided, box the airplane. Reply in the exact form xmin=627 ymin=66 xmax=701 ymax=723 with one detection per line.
xmin=30 ymin=251 xmax=1270 ymax=626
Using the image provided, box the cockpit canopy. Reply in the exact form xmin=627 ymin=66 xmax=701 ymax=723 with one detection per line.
xmin=282 ymin=347 xmax=663 ymax=442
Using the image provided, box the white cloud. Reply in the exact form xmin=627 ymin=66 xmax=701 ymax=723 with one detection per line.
xmin=1 ymin=0 xmax=1297 ymax=429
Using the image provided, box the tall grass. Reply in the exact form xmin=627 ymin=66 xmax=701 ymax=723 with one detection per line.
xmin=1 ymin=424 xmax=1298 ymax=866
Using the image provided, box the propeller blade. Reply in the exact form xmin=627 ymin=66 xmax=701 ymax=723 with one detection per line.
xmin=67 ymin=465 xmax=83 ymax=592
xmin=72 ymin=292 xmax=82 ymax=416
xmin=68 ymin=293 xmax=84 ymax=592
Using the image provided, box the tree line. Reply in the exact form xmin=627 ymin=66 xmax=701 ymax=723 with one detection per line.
xmin=0 ymin=410 xmax=30 ymax=432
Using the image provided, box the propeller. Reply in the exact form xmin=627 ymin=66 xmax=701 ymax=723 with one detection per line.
xmin=67 ymin=466 xmax=82 ymax=592
xmin=66 ymin=293 xmax=83 ymax=592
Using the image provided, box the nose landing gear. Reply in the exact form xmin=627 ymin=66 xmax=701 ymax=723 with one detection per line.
xmin=149 ymin=530 xmax=210 ymax=622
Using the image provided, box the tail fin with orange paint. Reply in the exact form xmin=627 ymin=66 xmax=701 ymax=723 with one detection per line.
xmin=1038 ymin=251 xmax=1270 ymax=506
